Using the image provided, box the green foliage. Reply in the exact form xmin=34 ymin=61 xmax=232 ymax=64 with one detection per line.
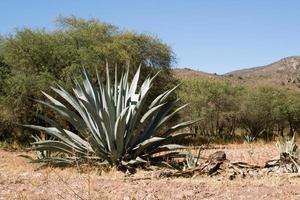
xmin=284 ymin=92 xmax=300 ymax=134
xmin=239 ymin=87 xmax=275 ymax=139
xmin=0 ymin=56 xmax=10 ymax=95
xmin=0 ymin=16 xmax=177 ymax=142
xmin=25 ymin=66 xmax=194 ymax=167
xmin=178 ymin=77 xmax=300 ymax=142
xmin=0 ymin=71 xmax=57 ymax=142
xmin=178 ymin=79 xmax=243 ymax=140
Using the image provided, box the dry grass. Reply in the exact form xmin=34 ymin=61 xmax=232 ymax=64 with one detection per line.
xmin=198 ymin=141 xmax=279 ymax=166
xmin=0 ymin=142 xmax=299 ymax=200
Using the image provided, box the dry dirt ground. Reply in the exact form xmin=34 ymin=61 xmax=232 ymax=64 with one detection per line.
xmin=0 ymin=142 xmax=300 ymax=200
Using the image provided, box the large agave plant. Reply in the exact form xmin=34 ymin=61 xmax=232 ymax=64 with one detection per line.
xmin=25 ymin=64 xmax=195 ymax=167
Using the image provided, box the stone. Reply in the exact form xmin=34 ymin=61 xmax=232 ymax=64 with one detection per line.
xmin=208 ymin=151 xmax=226 ymax=163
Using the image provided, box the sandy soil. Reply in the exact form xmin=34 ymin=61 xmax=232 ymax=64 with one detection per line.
xmin=0 ymin=143 xmax=299 ymax=200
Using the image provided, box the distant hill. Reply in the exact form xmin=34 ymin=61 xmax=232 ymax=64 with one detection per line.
xmin=172 ymin=68 xmax=217 ymax=79
xmin=227 ymin=56 xmax=300 ymax=88
xmin=227 ymin=56 xmax=300 ymax=77
xmin=173 ymin=56 xmax=300 ymax=89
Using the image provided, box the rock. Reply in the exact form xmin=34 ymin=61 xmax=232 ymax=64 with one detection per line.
xmin=248 ymin=170 xmax=258 ymax=177
xmin=228 ymin=172 xmax=236 ymax=180
xmin=208 ymin=151 xmax=226 ymax=163
xmin=261 ymin=168 xmax=272 ymax=174
xmin=206 ymin=151 xmax=226 ymax=175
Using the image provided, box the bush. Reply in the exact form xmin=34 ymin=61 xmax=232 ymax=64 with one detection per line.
xmin=0 ymin=16 xmax=177 ymax=143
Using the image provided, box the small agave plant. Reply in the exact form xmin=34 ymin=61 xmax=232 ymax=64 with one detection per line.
xmin=276 ymin=134 xmax=299 ymax=158
xmin=244 ymin=134 xmax=256 ymax=143
xmin=183 ymin=150 xmax=197 ymax=170
xmin=25 ymin=64 xmax=195 ymax=168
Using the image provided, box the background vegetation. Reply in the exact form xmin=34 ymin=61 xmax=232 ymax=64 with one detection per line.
xmin=0 ymin=16 xmax=177 ymax=143
xmin=178 ymin=78 xmax=300 ymax=143
xmin=0 ymin=16 xmax=300 ymax=144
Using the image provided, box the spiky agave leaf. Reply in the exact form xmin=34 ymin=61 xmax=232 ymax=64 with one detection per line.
xmin=26 ymin=64 xmax=195 ymax=167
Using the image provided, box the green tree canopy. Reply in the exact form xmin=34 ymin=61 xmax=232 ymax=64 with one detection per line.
xmin=178 ymin=78 xmax=243 ymax=138
xmin=0 ymin=16 xmax=177 ymax=142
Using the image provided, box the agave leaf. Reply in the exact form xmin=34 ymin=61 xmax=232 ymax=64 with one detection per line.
xmin=78 ymin=98 xmax=108 ymax=147
xmin=162 ymin=132 xmax=194 ymax=145
xmin=135 ymin=99 xmax=180 ymax=145
xmin=31 ymin=157 xmax=77 ymax=167
xmin=34 ymin=99 xmax=87 ymax=136
xmin=81 ymin=68 xmax=99 ymax=108
xmin=148 ymin=90 xmax=168 ymax=109
xmin=127 ymin=65 xmax=141 ymax=101
xmin=132 ymin=137 xmax=165 ymax=150
xmin=115 ymin=107 xmax=130 ymax=157
xmin=121 ymin=156 xmax=147 ymax=166
xmin=101 ymin=107 xmax=116 ymax=153
xmin=155 ymin=104 xmax=188 ymax=130
xmin=42 ymin=91 xmax=66 ymax=108
xmin=36 ymin=114 xmax=92 ymax=151
xmin=162 ymin=120 xmax=199 ymax=136
xmin=24 ymin=125 xmax=86 ymax=152
xmin=103 ymin=82 xmax=117 ymax=137
xmin=28 ymin=64 xmax=191 ymax=168
xmin=113 ymin=65 xmax=118 ymax=103
xmin=147 ymin=144 xmax=186 ymax=156
xmin=140 ymin=77 xmax=151 ymax=98
xmin=159 ymin=84 xmax=181 ymax=103
xmin=140 ymin=103 xmax=166 ymax=123
xmin=138 ymin=133 xmax=192 ymax=158
xmin=149 ymin=70 xmax=161 ymax=83
xmin=130 ymin=137 xmax=166 ymax=159
xmin=124 ymin=80 xmax=152 ymax=148
xmin=52 ymin=86 xmax=84 ymax=116
xmin=116 ymin=73 xmax=124 ymax=117
xmin=148 ymin=84 xmax=180 ymax=109
xmin=18 ymin=154 xmax=35 ymax=161
xmin=32 ymin=141 xmax=79 ymax=155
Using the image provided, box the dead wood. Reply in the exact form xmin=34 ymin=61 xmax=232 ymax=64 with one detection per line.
xmin=165 ymin=151 xmax=300 ymax=179
xmin=264 ymin=152 xmax=300 ymax=173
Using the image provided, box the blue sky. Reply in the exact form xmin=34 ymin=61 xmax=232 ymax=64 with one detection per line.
xmin=1 ymin=0 xmax=300 ymax=74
